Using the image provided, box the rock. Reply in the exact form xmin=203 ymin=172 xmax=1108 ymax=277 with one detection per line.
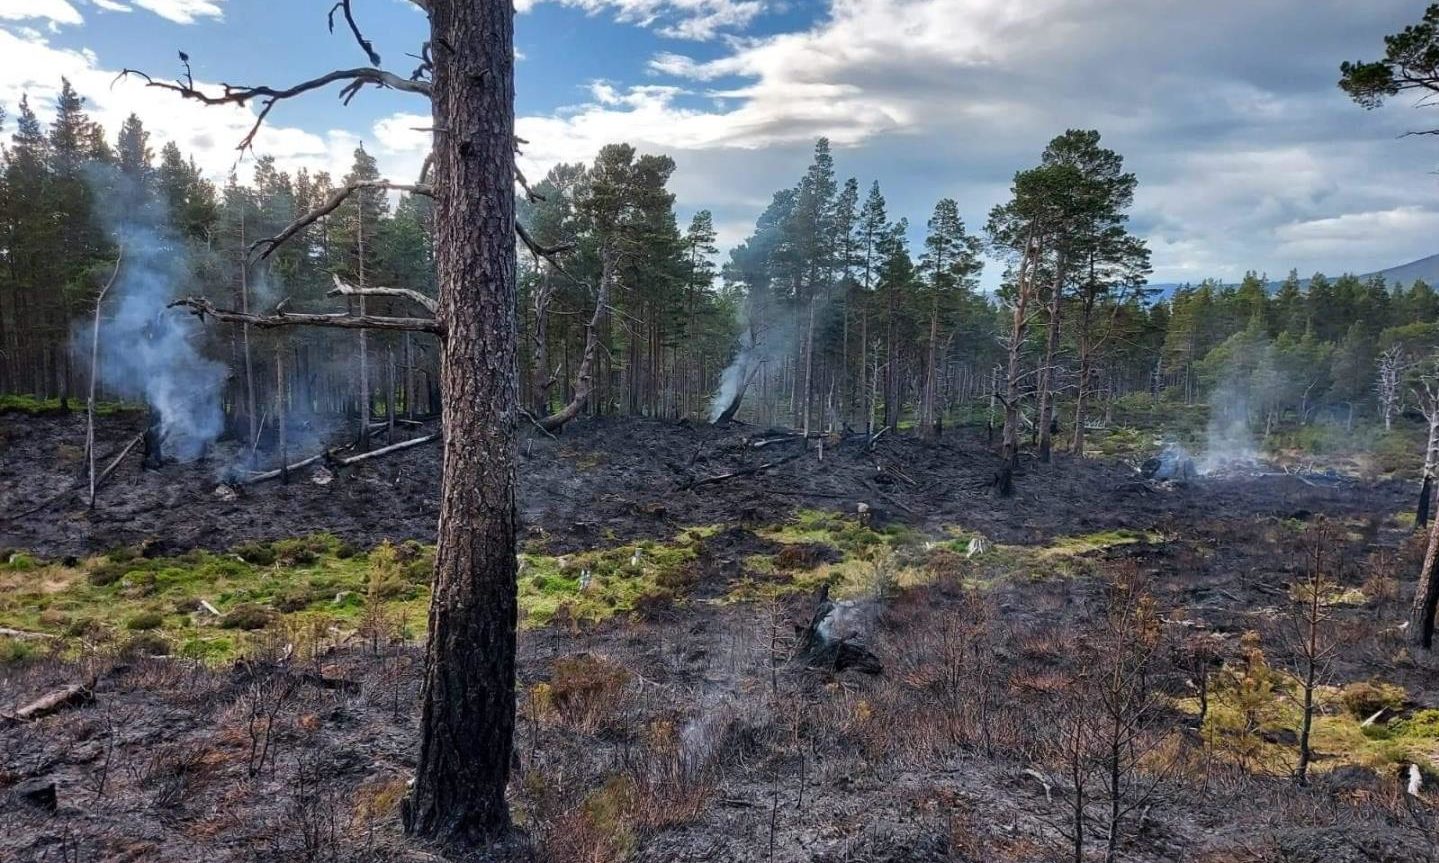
xmin=12 ymin=778 xmax=56 ymax=812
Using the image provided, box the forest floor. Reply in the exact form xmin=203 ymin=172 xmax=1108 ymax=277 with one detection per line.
xmin=0 ymin=409 xmax=1436 ymax=862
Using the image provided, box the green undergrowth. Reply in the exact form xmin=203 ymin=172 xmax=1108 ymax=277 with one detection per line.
xmin=0 ymin=513 xmax=1172 ymax=664
xmin=0 ymin=394 xmax=135 ymax=414
xmin=733 ymin=511 xmax=1159 ymax=600
xmin=1176 ymin=642 xmax=1439 ymax=778
xmin=0 ymin=534 xmax=429 ymax=663
xmin=516 ymin=526 xmax=718 ymax=627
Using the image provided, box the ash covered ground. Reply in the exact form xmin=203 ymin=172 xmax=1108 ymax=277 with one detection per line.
xmin=0 ymin=409 xmax=1434 ymax=863
xmin=0 ymin=409 xmax=1408 ymax=557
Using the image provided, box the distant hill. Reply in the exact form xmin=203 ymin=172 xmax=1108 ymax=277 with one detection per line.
xmin=1147 ymin=253 xmax=1439 ymax=299
xmin=1368 ymin=252 xmax=1439 ymax=287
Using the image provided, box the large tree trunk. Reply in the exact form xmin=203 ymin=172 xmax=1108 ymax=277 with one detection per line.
xmin=1411 ymin=500 xmax=1439 ymax=650
xmin=1071 ymin=339 xmax=1091 ymax=457
xmin=1036 ymin=257 xmax=1065 ymax=463
xmin=998 ymin=237 xmax=1037 ymax=496
xmin=923 ymin=300 xmax=940 ymax=438
xmin=884 ymin=279 xmax=900 ymax=431
xmin=802 ymin=295 xmax=815 ymax=435
xmin=406 ymin=0 xmax=518 ymax=845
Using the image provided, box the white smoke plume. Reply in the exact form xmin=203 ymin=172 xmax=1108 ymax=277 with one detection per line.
xmin=1199 ymin=354 xmax=1263 ymax=475
xmin=81 ymin=164 xmax=226 ymax=461
xmin=707 ymin=297 xmax=805 ymax=423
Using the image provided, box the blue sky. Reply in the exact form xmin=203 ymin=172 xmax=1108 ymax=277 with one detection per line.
xmin=4 ymin=0 xmax=1439 ymax=288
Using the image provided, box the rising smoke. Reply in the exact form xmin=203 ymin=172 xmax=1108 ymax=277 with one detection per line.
xmin=706 ymin=297 xmax=805 ymax=423
xmin=78 ymin=164 xmax=226 ymax=461
xmin=1197 ymin=343 xmax=1265 ymax=474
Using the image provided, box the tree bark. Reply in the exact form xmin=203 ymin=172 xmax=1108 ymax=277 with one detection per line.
xmin=406 ymin=0 xmax=519 ymax=845
xmin=923 ymin=299 xmax=939 ymax=438
xmin=1411 ymin=501 xmax=1439 ymax=650
xmin=998 ymin=234 xmax=1038 ymax=496
xmin=1036 ymin=256 xmax=1065 ymax=463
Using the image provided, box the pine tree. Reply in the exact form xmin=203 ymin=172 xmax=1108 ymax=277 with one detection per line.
xmin=917 ymin=198 xmax=982 ymax=436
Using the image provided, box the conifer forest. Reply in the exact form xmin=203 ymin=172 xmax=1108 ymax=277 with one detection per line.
xmin=7 ymin=2 xmax=1439 ymax=862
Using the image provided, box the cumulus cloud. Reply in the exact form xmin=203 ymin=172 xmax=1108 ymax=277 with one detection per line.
xmin=0 ymin=27 xmax=361 ymax=183
xmin=9 ymin=0 xmax=1439 ymax=284
xmin=130 ymin=0 xmax=223 ymax=24
xmin=521 ymin=0 xmax=763 ymax=41
xmin=1 ymin=0 xmax=84 ymax=28
xmin=514 ymin=0 xmax=1439 ymax=282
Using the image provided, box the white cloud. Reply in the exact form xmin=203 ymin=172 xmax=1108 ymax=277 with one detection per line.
xmin=90 ymin=0 xmax=133 ymax=12
xmin=1275 ymin=207 xmax=1439 ymax=267
xmin=521 ymin=0 xmax=763 ymax=41
xmin=518 ymin=0 xmax=1439 ymax=283
xmin=0 ymin=27 xmax=368 ymax=183
xmin=130 ymin=0 xmax=222 ymax=24
xmin=1 ymin=0 xmax=83 ymax=27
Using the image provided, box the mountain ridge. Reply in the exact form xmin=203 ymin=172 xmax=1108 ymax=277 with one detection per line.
xmin=1147 ymin=252 xmax=1439 ymax=298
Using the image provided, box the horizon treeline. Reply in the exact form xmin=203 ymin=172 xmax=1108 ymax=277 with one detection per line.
xmin=4 ymin=79 xmax=1439 ymax=452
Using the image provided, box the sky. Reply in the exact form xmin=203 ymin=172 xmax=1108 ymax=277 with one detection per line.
xmin=2 ymin=0 xmax=1439 ymax=289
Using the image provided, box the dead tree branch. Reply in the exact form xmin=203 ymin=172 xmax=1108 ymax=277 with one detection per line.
xmin=170 ymin=297 xmax=442 ymax=335
xmin=329 ymin=432 xmax=440 ymax=467
xmin=115 ymin=68 xmax=430 ymax=154
xmin=328 ymin=0 xmax=381 ymax=66
xmin=3 ymin=681 xmax=95 ymax=726
xmin=252 ymin=180 xmax=434 ymax=259
xmin=328 ymin=274 xmax=437 ymax=315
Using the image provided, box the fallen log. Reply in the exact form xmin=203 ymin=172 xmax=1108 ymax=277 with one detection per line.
xmin=240 ymin=450 xmax=330 ymax=485
xmin=678 ymin=451 xmax=803 ymax=491
xmin=2 ymin=681 xmax=95 ymax=725
xmin=0 ymin=627 xmax=57 ymax=642
xmin=328 ymin=432 xmax=439 ymax=467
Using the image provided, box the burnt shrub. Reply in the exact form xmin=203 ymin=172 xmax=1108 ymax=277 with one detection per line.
xmin=87 ymin=560 xmax=129 ymax=587
xmin=774 ymin=542 xmax=840 ymax=571
xmin=271 ymin=538 xmax=319 ymax=567
xmin=220 ymin=603 xmax=276 ymax=631
xmin=1341 ymin=679 xmax=1406 ymax=719
xmin=543 ymin=654 xmax=631 ymax=733
xmin=655 ymin=562 xmax=699 ymax=593
xmin=122 ymin=632 xmax=171 ymax=657
xmin=274 ymin=586 xmax=321 ymax=613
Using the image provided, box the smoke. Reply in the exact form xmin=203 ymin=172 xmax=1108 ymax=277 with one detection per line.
xmin=78 ymin=164 xmax=226 ymax=461
xmin=706 ymin=298 xmax=803 ymax=423
xmin=1198 ymin=346 xmax=1265 ymax=475
xmin=708 ymin=327 xmax=758 ymax=423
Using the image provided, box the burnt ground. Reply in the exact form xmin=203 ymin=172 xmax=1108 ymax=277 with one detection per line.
xmin=0 ymin=409 xmax=1411 ymax=557
xmin=0 ymin=410 xmax=1435 ymax=863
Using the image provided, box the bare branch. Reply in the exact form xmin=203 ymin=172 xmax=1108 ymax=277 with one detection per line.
xmin=170 ymin=296 xmax=442 ymax=334
xmin=328 ymin=274 xmax=438 ymax=315
xmin=115 ymin=67 xmax=431 ymax=154
xmin=328 ymin=0 xmax=381 ymax=66
xmin=252 ymin=180 xmax=433 ymax=259
xmin=516 ymin=222 xmax=574 ymax=258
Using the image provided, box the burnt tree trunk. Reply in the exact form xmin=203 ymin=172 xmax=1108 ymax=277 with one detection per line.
xmin=1419 ymin=474 xmax=1433 ymax=531
xmin=1036 ymin=256 xmax=1065 ymax=463
xmin=1411 ymin=497 xmax=1439 ymax=650
xmin=997 ymin=234 xmax=1037 ymax=497
xmin=406 ymin=0 xmax=519 ymax=845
